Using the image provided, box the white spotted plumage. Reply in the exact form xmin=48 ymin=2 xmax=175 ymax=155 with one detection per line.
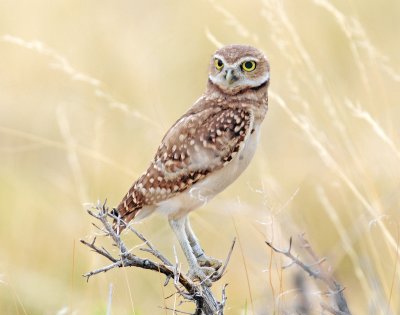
xmin=114 ymin=44 xmax=270 ymax=286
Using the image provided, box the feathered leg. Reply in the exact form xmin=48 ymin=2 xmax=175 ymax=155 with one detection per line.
xmin=169 ymin=216 xmax=215 ymax=286
xmin=184 ymin=216 xmax=222 ymax=270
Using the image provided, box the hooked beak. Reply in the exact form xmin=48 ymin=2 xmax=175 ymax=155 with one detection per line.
xmin=224 ymin=68 xmax=238 ymax=85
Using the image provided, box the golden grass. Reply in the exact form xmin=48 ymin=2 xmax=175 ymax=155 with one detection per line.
xmin=0 ymin=0 xmax=399 ymax=314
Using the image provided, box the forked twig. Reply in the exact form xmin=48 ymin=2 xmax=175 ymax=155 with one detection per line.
xmin=266 ymin=235 xmax=352 ymax=315
xmin=80 ymin=237 xmax=117 ymax=262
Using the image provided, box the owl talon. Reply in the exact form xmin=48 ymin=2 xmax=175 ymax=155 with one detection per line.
xmin=197 ymin=255 xmax=222 ymax=270
xmin=188 ymin=266 xmax=217 ymax=287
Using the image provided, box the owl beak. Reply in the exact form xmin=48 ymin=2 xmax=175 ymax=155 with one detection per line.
xmin=225 ymin=69 xmax=238 ymax=85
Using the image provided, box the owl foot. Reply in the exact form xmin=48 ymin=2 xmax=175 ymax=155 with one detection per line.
xmin=188 ymin=265 xmax=217 ymax=287
xmin=197 ymin=254 xmax=223 ymax=270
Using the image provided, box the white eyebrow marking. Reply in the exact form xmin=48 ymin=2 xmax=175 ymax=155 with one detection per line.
xmin=213 ymin=55 xmax=261 ymax=68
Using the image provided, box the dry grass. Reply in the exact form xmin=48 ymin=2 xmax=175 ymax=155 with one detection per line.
xmin=0 ymin=0 xmax=399 ymax=314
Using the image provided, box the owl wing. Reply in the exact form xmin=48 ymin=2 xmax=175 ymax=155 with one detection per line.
xmin=116 ymin=101 xmax=253 ymax=222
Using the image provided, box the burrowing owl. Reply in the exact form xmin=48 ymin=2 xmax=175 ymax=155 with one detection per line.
xmin=114 ymin=44 xmax=270 ymax=286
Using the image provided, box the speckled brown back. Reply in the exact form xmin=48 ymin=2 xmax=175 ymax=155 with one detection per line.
xmin=114 ymin=44 xmax=269 ymax=229
xmin=116 ymin=99 xmax=253 ymax=222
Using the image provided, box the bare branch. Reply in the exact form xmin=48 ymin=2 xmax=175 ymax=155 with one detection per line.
xmin=266 ymin=235 xmax=352 ymax=315
xmin=212 ymin=238 xmax=236 ymax=281
xmin=161 ymin=306 xmax=194 ymax=314
xmin=220 ymin=284 xmax=229 ymax=308
xmin=83 ymin=261 xmax=123 ymax=280
xmin=82 ymin=201 xmax=232 ymax=314
xmin=266 ymin=237 xmax=320 ymax=280
xmin=298 ymin=235 xmax=351 ymax=315
xmin=80 ymin=237 xmax=117 ymax=262
xmin=140 ymin=247 xmax=173 ymax=266
xmin=108 ymin=211 xmax=173 ymax=267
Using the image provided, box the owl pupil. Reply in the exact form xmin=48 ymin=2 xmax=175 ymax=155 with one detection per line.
xmin=245 ymin=62 xmax=252 ymax=69
xmin=217 ymin=60 xmax=223 ymax=67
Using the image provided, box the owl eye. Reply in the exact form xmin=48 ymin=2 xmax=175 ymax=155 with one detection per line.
xmin=214 ymin=58 xmax=224 ymax=71
xmin=242 ymin=60 xmax=256 ymax=72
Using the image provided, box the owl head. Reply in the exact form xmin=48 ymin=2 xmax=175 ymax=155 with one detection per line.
xmin=208 ymin=44 xmax=270 ymax=95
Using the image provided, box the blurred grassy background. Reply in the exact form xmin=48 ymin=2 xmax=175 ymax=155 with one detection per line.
xmin=1 ymin=0 xmax=399 ymax=314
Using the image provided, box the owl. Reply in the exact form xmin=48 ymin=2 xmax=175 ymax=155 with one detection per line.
xmin=113 ymin=44 xmax=270 ymax=286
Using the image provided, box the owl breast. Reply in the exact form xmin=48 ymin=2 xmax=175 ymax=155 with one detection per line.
xmin=196 ymin=123 xmax=260 ymax=196
xmin=154 ymin=120 xmax=261 ymax=219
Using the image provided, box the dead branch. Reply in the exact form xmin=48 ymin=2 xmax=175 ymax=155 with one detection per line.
xmin=266 ymin=234 xmax=352 ymax=315
xmin=81 ymin=201 xmax=235 ymax=315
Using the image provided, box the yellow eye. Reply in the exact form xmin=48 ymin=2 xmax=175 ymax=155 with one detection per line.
xmin=242 ymin=60 xmax=256 ymax=72
xmin=214 ymin=58 xmax=224 ymax=71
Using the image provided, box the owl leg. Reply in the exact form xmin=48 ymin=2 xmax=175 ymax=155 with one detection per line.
xmin=169 ymin=216 xmax=215 ymax=286
xmin=184 ymin=216 xmax=222 ymax=270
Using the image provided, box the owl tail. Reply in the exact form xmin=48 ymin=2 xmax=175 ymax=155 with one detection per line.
xmin=112 ymin=190 xmax=141 ymax=232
